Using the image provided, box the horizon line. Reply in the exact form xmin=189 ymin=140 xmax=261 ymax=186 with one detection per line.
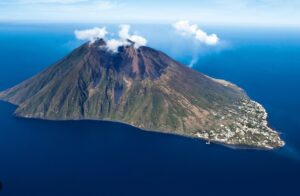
xmin=0 ymin=20 xmax=300 ymax=29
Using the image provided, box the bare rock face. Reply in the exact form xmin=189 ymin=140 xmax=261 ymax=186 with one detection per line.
xmin=0 ymin=39 xmax=285 ymax=149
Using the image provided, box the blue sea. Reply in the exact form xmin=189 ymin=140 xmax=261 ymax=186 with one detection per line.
xmin=0 ymin=24 xmax=300 ymax=196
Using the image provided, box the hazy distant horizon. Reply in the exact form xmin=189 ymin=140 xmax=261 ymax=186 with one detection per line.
xmin=1 ymin=21 xmax=300 ymax=30
xmin=0 ymin=0 xmax=299 ymax=27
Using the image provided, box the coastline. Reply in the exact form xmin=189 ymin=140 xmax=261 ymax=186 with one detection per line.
xmin=0 ymin=96 xmax=284 ymax=151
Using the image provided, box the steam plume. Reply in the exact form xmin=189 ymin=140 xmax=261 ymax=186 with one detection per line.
xmin=74 ymin=25 xmax=147 ymax=53
xmin=106 ymin=25 xmax=147 ymax=52
xmin=74 ymin=27 xmax=107 ymax=43
xmin=173 ymin=20 xmax=219 ymax=45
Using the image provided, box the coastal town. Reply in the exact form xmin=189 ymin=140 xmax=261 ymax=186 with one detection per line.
xmin=195 ymin=99 xmax=285 ymax=149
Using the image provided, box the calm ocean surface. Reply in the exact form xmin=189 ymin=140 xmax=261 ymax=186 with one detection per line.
xmin=0 ymin=24 xmax=300 ymax=196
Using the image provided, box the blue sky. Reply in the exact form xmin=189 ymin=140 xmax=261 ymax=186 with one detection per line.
xmin=0 ymin=0 xmax=299 ymax=26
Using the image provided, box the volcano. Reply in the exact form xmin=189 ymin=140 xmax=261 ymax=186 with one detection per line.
xmin=0 ymin=39 xmax=284 ymax=149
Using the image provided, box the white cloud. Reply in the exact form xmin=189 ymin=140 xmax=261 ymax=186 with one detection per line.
xmin=74 ymin=27 xmax=107 ymax=42
xmin=173 ymin=20 xmax=219 ymax=45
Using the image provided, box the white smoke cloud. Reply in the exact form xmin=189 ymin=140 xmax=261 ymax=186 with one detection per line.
xmin=173 ymin=20 xmax=219 ymax=45
xmin=74 ymin=25 xmax=147 ymax=52
xmin=118 ymin=24 xmax=130 ymax=40
xmin=106 ymin=39 xmax=124 ymax=53
xmin=129 ymin=35 xmax=147 ymax=48
xmin=74 ymin=27 xmax=107 ymax=43
xmin=188 ymin=57 xmax=198 ymax=68
xmin=106 ymin=24 xmax=147 ymax=52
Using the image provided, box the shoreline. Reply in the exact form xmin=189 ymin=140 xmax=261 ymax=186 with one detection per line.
xmin=0 ymin=99 xmax=284 ymax=151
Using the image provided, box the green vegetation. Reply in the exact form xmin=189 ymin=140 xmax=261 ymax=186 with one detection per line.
xmin=0 ymin=40 xmax=285 ymax=149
